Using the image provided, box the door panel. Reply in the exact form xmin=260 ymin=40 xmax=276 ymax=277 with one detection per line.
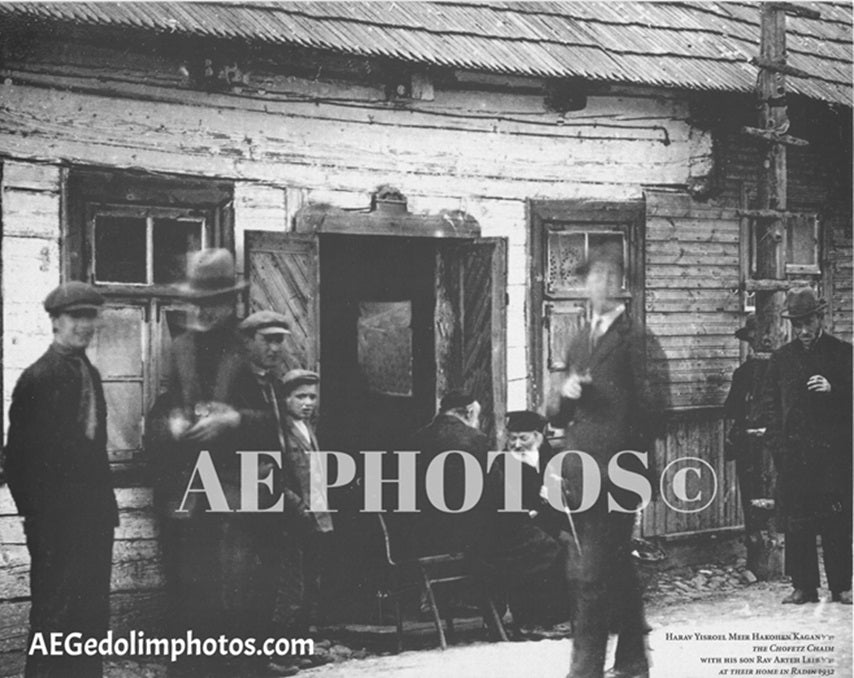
xmin=435 ymin=237 xmax=507 ymax=447
xmin=245 ymin=231 xmax=319 ymax=373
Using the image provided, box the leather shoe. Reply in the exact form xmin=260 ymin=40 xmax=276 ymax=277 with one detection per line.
xmin=831 ymin=590 xmax=853 ymax=604
xmin=781 ymin=589 xmax=818 ymax=604
xmin=604 ymin=665 xmax=649 ymax=678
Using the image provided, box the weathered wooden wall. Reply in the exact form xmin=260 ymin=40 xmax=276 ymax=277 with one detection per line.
xmin=0 ymin=30 xmax=849 ymax=673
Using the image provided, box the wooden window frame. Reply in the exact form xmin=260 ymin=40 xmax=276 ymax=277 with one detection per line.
xmin=87 ymin=203 xmax=211 ymax=294
xmin=527 ymin=199 xmax=645 ymax=410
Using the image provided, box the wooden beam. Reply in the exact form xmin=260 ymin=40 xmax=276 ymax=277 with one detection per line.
xmin=768 ymin=2 xmax=821 ymax=19
xmin=742 ymin=279 xmax=792 ymax=292
xmin=741 ymin=126 xmax=809 ymax=147
xmin=750 ymin=57 xmax=812 ymax=79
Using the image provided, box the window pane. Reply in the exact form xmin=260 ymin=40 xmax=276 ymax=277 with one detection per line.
xmin=153 ymin=218 xmax=203 ymax=284
xmin=547 ymin=231 xmax=585 ymax=293
xmin=94 ymin=216 xmax=146 ymax=283
xmin=787 ymin=215 xmax=818 ymax=268
xmin=357 ymin=301 xmax=412 ymax=397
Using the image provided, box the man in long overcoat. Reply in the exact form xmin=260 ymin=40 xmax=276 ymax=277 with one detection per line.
xmin=4 ymin=282 xmax=118 ymax=678
xmin=760 ymin=288 xmax=852 ymax=605
xmin=147 ymin=249 xmax=277 ymax=661
xmin=552 ymin=254 xmax=666 ymax=678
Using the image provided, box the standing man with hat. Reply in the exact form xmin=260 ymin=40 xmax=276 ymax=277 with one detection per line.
xmin=148 ymin=248 xmax=277 ymax=667
xmin=724 ymin=314 xmax=774 ymax=576
xmin=4 ymin=281 xmax=118 ymax=678
xmin=760 ymin=287 xmax=852 ymax=605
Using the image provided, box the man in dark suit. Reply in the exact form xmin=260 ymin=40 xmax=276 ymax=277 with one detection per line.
xmin=760 ymin=288 xmax=852 ymax=605
xmin=411 ymin=390 xmax=489 ymax=555
xmin=4 ymin=281 xmax=119 ymax=678
xmin=552 ymin=255 xmax=665 ymax=678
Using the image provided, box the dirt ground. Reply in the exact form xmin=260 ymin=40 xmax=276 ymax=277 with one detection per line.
xmin=297 ymin=580 xmax=852 ymax=678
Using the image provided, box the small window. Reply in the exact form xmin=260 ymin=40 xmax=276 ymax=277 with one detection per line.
xmin=786 ymin=214 xmax=820 ymax=275
xmin=90 ymin=206 xmax=206 ymax=287
xmin=546 ymin=226 xmax=627 ymax=296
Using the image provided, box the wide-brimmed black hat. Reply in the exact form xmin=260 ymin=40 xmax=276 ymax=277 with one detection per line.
xmin=176 ymin=248 xmax=248 ymax=301
xmin=781 ymin=287 xmax=827 ymax=320
xmin=734 ymin=313 xmax=758 ymax=341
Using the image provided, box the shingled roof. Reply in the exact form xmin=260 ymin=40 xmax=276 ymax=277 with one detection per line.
xmin=1 ymin=1 xmax=851 ymax=105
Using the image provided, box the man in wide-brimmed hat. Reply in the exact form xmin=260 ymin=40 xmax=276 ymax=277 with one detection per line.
xmin=760 ymin=287 xmax=852 ymax=605
xmin=148 ymin=249 xmax=284 ymax=673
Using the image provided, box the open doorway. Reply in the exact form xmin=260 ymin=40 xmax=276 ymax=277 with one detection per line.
xmin=319 ymin=234 xmax=437 ymax=454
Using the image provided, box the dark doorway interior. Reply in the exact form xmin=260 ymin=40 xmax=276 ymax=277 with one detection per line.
xmin=320 ymin=235 xmax=437 ymax=455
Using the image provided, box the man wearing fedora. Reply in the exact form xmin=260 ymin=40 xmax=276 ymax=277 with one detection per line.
xmin=761 ymin=287 xmax=852 ymax=605
xmin=149 ymin=248 xmax=280 ymax=668
xmin=724 ymin=314 xmax=774 ymax=576
xmin=4 ymin=282 xmax=118 ymax=678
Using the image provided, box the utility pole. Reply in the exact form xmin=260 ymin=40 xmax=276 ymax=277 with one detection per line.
xmin=740 ymin=1 xmax=819 ymax=579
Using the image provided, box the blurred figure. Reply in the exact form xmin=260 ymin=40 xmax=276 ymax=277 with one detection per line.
xmin=554 ymin=254 xmax=665 ymax=678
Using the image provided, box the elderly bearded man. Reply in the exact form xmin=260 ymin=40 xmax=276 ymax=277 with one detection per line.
xmin=5 ymin=282 xmax=118 ymax=678
xmin=761 ymin=288 xmax=853 ymax=605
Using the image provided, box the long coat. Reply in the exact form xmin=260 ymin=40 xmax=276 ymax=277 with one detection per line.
xmin=410 ymin=413 xmax=490 ymax=554
xmin=760 ymin=331 xmax=853 ymax=529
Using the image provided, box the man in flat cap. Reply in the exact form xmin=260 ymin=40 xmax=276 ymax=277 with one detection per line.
xmin=552 ymin=254 xmax=667 ymax=678
xmin=4 ymin=281 xmax=118 ymax=678
xmin=475 ymin=411 xmax=569 ymax=633
xmin=411 ymin=389 xmax=489 ymax=555
xmin=723 ymin=314 xmax=774 ymax=576
xmin=760 ymin=288 xmax=852 ymax=605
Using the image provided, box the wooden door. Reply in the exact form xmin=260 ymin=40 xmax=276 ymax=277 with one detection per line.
xmin=435 ymin=237 xmax=507 ymax=447
xmin=245 ymin=231 xmax=320 ymax=373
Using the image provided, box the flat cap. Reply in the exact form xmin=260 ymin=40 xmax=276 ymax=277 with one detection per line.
xmin=44 ymin=281 xmax=104 ymax=314
xmin=507 ymin=410 xmax=547 ymax=433
xmin=281 ymin=369 xmax=319 ymax=394
xmin=238 ymin=310 xmax=291 ymax=336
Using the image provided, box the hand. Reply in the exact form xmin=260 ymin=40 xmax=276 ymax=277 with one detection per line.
xmin=183 ymin=404 xmax=241 ymax=443
xmin=560 ymin=370 xmax=591 ymax=400
xmin=168 ymin=410 xmax=192 ymax=440
xmin=528 ymin=510 xmax=539 ymax=519
xmin=807 ymin=375 xmax=831 ymax=393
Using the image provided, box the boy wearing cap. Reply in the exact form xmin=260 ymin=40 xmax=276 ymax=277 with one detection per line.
xmin=5 ymin=282 xmax=118 ymax=678
xmin=760 ymin=288 xmax=852 ymax=605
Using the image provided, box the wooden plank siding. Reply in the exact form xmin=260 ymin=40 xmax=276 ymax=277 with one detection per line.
xmin=644 ymin=190 xmax=742 ymax=411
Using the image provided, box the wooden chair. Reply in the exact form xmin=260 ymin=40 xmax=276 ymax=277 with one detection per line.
xmin=374 ymin=514 xmax=508 ymax=651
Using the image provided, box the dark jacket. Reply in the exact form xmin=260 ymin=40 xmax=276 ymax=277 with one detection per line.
xmin=409 ymin=413 xmax=490 ymax=554
xmin=723 ymin=356 xmax=769 ymax=462
xmin=760 ymin=331 xmax=853 ymax=527
xmin=147 ymin=324 xmax=277 ymax=517
xmin=4 ymin=345 xmax=118 ymax=525
xmin=554 ymin=312 xmax=667 ymax=511
xmin=281 ymin=414 xmax=334 ymax=533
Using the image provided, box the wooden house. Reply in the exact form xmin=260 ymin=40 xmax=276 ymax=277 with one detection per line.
xmin=0 ymin=2 xmax=850 ymax=669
